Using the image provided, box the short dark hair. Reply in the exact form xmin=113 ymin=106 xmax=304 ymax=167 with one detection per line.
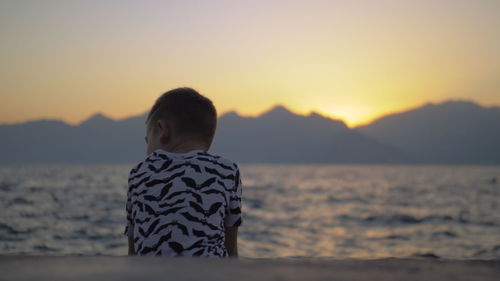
xmin=146 ymin=87 xmax=217 ymax=145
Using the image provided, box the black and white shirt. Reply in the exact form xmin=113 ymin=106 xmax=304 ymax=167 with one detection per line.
xmin=124 ymin=148 xmax=242 ymax=257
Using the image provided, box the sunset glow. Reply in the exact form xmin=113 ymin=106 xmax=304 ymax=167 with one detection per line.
xmin=1 ymin=0 xmax=499 ymax=128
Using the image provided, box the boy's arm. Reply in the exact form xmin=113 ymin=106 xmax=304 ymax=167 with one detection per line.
xmin=125 ymin=166 xmax=137 ymax=256
xmin=224 ymin=165 xmax=242 ymax=258
xmin=224 ymin=226 xmax=238 ymax=257
xmin=128 ymin=235 xmax=136 ymax=255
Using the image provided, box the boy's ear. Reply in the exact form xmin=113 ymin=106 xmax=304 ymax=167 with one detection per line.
xmin=157 ymin=120 xmax=171 ymax=144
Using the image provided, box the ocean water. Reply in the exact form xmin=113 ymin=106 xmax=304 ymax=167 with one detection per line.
xmin=0 ymin=164 xmax=499 ymax=259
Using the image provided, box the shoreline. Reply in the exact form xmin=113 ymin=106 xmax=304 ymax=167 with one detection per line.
xmin=1 ymin=255 xmax=499 ymax=281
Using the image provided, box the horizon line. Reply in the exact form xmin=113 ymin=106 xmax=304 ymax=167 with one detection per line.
xmin=1 ymin=98 xmax=498 ymax=129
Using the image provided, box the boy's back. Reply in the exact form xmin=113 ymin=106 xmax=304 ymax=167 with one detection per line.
xmin=124 ymin=148 xmax=242 ymax=257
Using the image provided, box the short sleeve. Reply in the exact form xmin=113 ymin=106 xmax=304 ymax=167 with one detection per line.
xmin=224 ymin=165 xmax=242 ymax=227
xmin=124 ymin=169 xmax=135 ymax=236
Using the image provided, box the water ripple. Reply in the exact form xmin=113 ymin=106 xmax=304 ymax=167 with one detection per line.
xmin=1 ymin=164 xmax=499 ymax=259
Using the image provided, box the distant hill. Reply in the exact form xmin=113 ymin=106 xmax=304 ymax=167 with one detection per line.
xmin=354 ymin=100 xmax=500 ymax=164
xmin=0 ymin=113 xmax=147 ymax=164
xmin=210 ymin=105 xmax=407 ymax=163
xmin=0 ymin=100 xmax=498 ymax=164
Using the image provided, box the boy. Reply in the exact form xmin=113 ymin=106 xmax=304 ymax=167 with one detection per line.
xmin=124 ymin=87 xmax=242 ymax=257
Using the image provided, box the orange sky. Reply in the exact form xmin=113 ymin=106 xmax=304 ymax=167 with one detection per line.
xmin=1 ymin=0 xmax=499 ymax=128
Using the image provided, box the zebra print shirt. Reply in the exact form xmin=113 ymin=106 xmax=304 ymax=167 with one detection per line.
xmin=124 ymin=148 xmax=242 ymax=257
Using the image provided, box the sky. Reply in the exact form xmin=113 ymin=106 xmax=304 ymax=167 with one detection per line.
xmin=1 ymin=0 xmax=499 ymax=128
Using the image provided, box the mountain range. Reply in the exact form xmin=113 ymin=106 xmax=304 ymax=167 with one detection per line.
xmin=0 ymin=100 xmax=498 ymax=164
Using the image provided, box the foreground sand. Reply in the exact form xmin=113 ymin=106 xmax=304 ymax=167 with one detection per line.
xmin=1 ymin=255 xmax=499 ymax=281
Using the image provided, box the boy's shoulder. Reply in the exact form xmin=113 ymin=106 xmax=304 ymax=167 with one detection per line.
xmin=194 ymin=150 xmax=240 ymax=171
xmin=128 ymin=149 xmax=240 ymax=181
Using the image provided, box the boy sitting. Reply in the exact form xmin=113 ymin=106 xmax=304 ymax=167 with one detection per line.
xmin=124 ymin=87 xmax=242 ymax=257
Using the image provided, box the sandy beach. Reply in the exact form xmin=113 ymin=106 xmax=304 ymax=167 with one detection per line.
xmin=1 ymin=256 xmax=499 ymax=281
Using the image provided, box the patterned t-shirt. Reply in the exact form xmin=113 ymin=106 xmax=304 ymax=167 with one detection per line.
xmin=124 ymin=148 xmax=242 ymax=257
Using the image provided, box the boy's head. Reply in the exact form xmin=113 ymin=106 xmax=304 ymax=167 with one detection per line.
xmin=145 ymin=87 xmax=217 ymax=155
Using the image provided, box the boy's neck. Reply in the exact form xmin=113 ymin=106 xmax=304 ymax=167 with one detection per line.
xmin=163 ymin=141 xmax=208 ymax=154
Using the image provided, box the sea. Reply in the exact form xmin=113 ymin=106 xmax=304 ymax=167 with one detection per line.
xmin=1 ymin=164 xmax=499 ymax=259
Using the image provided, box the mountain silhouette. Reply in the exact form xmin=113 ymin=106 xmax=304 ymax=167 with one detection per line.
xmin=79 ymin=112 xmax=116 ymax=128
xmin=0 ymin=100 xmax=498 ymax=164
xmin=259 ymin=105 xmax=296 ymax=120
xmin=0 ymin=112 xmax=147 ymax=164
xmin=211 ymin=105 xmax=405 ymax=163
xmin=354 ymin=100 xmax=500 ymax=164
